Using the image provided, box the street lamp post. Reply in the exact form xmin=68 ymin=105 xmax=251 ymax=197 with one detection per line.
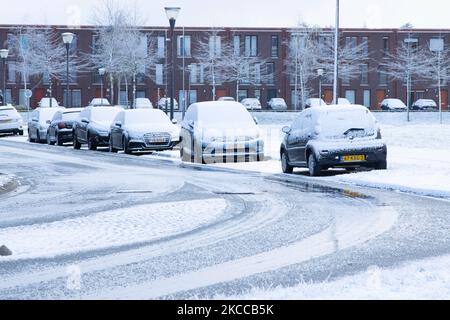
xmin=62 ymin=32 xmax=74 ymax=108
xmin=0 ymin=49 xmax=8 ymax=106
xmin=99 ymin=68 xmax=106 ymax=106
xmin=333 ymin=0 xmax=340 ymax=105
xmin=165 ymin=6 xmax=181 ymax=121
xmin=317 ymin=68 xmax=324 ymax=106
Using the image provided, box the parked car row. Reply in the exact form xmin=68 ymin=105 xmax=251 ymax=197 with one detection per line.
xmin=3 ymin=97 xmax=389 ymax=177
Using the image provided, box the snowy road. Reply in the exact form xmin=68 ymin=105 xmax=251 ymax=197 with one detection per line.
xmin=0 ymin=139 xmax=449 ymax=299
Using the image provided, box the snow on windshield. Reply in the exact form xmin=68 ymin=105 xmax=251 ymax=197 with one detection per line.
xmin=91 ymin=108 xmax=120 ymax=123
xmin=0 ymin=108 xmax=17 ymax=117
xmin=125 ymin=110 xmax=170 ymax=125
xmin=62 ymin=111 xmax=81 ymax=121
xmin=198 ymin=104 xmax=255 ymax=128
xmin=317 ymin=109 xmax=376 ymax=138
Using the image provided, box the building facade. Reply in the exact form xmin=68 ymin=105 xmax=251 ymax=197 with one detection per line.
xmin=0 ymin=25 xmax=449 ymax=111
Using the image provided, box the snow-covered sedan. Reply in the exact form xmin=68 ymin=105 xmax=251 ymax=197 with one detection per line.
xmin=280 ymin=105 xmax=387 ymax=176
xmin=267 ymin=98 xmax=288 ymax=111
xmin=73 ymin=106 xmax=122 ymax=150
xmin=46 ymin=108 xmax=83 ymax=146
xmin=158 ymin=98 xmax=179 ymax=110
xmin=133 ymin=98 xmax=154 ymax=109
xmin=109 ymin=109 xmax=180 ymax=154
xmin=0 ymin=105 xmax=24 ymax=136
xmin=305 ymin=98 xmax=327 ymax=108
xmin=412 ymin=99 xmax=438 ymax=111
xmin=28 ymin=107 xmax=65 ymax=143
xmin=180 ymin=101 xmax=264 ymax=164
xmin=380 ymin=99 xmax=407 ymax=111
xmin=241 ymin=98 xmax=262 ymax=111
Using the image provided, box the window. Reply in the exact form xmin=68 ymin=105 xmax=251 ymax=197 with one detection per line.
xmin=70 ymin=34 xmax=78 ymax=54
xmin=92 ymin=34 xmax=100 ymax=53
xmin=345 ymin=37 xmax=357 ymax=50
xmin=179 ymin=89 xmax=197 ymax=106
xmin=404 ymin=37 xmax=419 ymax=50
xmin=254 ymin=89 xmax=261 ymax=101
xmin=245 ymin=36 xmax=258 ymax=57
xmin=136 ymin=73 xmax=146 ymax=84
xmin=5 ymin=89 xmax=12 ymax=104
xmin=92 ymin=71 xmax=102 ymax=84
xmin=382 ymin=37 xmax=389 ymax=56
xmin=19 ymin=89 xmax=27 ymax=106
xmin=253 ymin=63 xmax=261 ymax=84
xmin=7 ymin=62 xmax=16 ymax=83
xmin=119 ymin=91 xmax=128 ymax=106
xmin=291 ymin=90 xmax=300 ymax=109
xmin=362 ymin=37 xmax=369 ymax=55
xmin=189 ymin=64 xmax=204 ymax=84
xmin=363 ymin=90 xmax=371 ymax=108
xmin=233 ymin=35 xmax=240 ymax=56
xmin=266 ymin=63 xmax=275 ymax=84
xmin=361 ymin=64 xmax=369 ymax=85
xmin=177 ymin=35 xmax=191 ymax=57
xmin=136 ymin=91 xmax=146 ymax=99
xmin=271 ymin=35 xmax=279 ymax=57
xmin=209 ymin=35 xmax=221 ymax=57
xmin=345 ymin=90 xmax=356 ymax=104
xmin=238 ymin=90 xmax=248 ymax=102
xmin=430 ymin=38 xmax=444 ymax=52
xmin=157 ymin=36 xmax=166 ymax=58
xmin=7 ymin=33 xmax=14 ymax=50
xmin=378 ymin=66 xmax=388 ymax=86
xmin=64 ymin=89 xmax=82 ymax=108
xmin=156 ymin=64 xmax=164 ymax=85
xmin=240 ymin=64 xmax=250 ymax=84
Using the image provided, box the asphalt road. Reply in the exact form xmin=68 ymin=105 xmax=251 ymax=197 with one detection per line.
xmin=0 ymin=139 xmax=449 ymax=299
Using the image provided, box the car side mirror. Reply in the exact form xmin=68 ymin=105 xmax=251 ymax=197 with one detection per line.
xmin=115 ymin=121 xmax=122 ymax=128
xmin=172 ymin=119 xmax=178 ymax=125
xmin=253 ymin=117 xmax=259 ymax=125
xmin=188 ymin=120 xmax=194 ymax=128
xmin=81 ymin=118 xmax=90 ymax=124
xmin=282 ymin=126 xmax=292 ymax=134
xmin=46 ymin=120 xmax=51 ymax=124
xmin=32 ymin=118 xmax=38 ymax=122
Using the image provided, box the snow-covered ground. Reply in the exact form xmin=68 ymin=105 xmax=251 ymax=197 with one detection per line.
xmin=0 ymin=198 xmax=227 ymax=261
xmin=211 ymin=112 xmax=450 ymax=198
xmin=0 ymin=174 xmax=12 ymax=189
xmin=220 ymin=254 xmax=450 ymax=300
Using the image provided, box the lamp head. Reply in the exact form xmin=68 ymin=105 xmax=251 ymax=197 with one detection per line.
xmin=62 ymin=32 xmax=75 ymax=45
xmin=0 ymin=49 xmax=9 ymax=59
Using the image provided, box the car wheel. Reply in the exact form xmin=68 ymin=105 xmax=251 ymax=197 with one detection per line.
xmin=87 ymin=133 xmax=97 ymax=151
xmin=123 ymin=137 xmax=132 ymax=155
xmin=37 ymin=132 xmax=43 ymax=144
xmin=73 ymin=132 xmax=81 ymax=150
xmin=47 ymin=132 xmax=55 ymax=145
xmin=56 ymin=134 xmax=64 ymax=146
xmin=281 ymin=151 xmax=294 ymax=174
xmin=375 ymin=160 xmax=387 ymax=170
xmin=28 ymin=130 xmax=35 ymax=143
xmin=109 ymin=136 xmax=118 ymax=153
xmin=308 ymin=154 xmax=322 ymax=177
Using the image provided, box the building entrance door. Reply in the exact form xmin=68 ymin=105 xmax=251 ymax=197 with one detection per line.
xmin=376 ymin=90 xmax=386 ymax=110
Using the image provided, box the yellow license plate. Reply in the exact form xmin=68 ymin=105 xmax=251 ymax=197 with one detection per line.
xmin=341 ymin=155 xmax=366 ymax=162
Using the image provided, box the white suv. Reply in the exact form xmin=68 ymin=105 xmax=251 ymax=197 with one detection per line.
xmin=0 ymin=105 xmax=24 ymax=136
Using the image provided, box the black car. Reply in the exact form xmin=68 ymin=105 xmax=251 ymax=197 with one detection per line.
xmin=280 ymin=105 xmax=387 ymax=176
xmin=73 ymin=106 xmax=122 ymax=150
xmin=46 ymin=108 xmax=83 ymax=145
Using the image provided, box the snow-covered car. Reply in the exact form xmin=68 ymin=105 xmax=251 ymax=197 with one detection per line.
xmin=305 ymin=98 xmax=327 ymax=108
xmin=73 ymin=106 xmax=122 ymax=150
xmin=0 ymin=105 xmax=24 ymax=136
xmin=89 ymin=98 xmax=111 ymax=107
xmin=133 ymin=98 xmax=154 ymax=109
xmin=46 ymin=108 xmax=84 ymax=146
xmin=338 ymin=98 xmax=351 ymax=105
xmin=38 ymin=97 xmax=60 ymax=108
xmin=180 ymin=101 xmax=264 ymax=164
xmin=28 ymin=107 xmax=65 ymax=143
xmin=267 ymin=98 xmax=288 ymax=111
xmin=157 ymin=98 xmax=179 ymax=110
xmin=109 ymin=109 xmax=180 ymax=154
xmin=412 ymin=99 xmax=438 ymax=111
xmin=380 ymin=99 xmax=407 ymax=111
xmin=218 ymin=97 xmax=236 ymax=102
xmin=280 ymin=105 xmax=387 ymax=176
xmin=241 ymin=98 xmax=262 ymax=111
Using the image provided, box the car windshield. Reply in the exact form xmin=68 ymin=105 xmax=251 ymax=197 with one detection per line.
xmin=125 ymin=110 xmax=170 ymax=125
xmin=91 ymin=108 xmax=120 ymax=123
xmin=318 ymin=109 xmax=376 ymax=139
xmin=40 ymin=98 xmax=59 ymax=107
xmin=387 ymin=99 xmax=405 ymax=107
xmin=198 ymin=105 xmax=255 ymax=128
xmin=40 ymin=109 xmax=61 ymax=122
xmin=62 ymin=111 xmax=81 ymax=121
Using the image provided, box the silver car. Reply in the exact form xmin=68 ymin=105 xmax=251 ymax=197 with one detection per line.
xmin=0 ymin=105 xmax=23 ymax=136
xmin=28 ymin=107 xmax=65 ymax=143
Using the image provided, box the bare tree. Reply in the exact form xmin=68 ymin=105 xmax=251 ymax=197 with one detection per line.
xmin=285 ymin=24 xmax=323 ymax=110
xmin=422 ymin=42 xmax=450 ymax=124
xmin=194 ymin=29 xmax=225 ymax=101
xmin=221 ymin=41 xmax=271 ymax=102
xmin=384 ymin=35 xmax=429 ymax=121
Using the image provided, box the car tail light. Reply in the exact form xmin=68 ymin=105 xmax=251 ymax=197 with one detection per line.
xmin=58 ymin=123 xmax=66 ymax=129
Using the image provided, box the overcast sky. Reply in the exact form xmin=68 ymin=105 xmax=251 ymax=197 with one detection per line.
xmin=4 ymin=0 xmax=450 ymax=29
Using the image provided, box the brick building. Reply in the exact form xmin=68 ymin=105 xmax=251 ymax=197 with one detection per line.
xmin=0 ymin=24 xmax=449 ymax=111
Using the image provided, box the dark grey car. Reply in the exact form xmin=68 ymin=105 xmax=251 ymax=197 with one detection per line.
xmin=280 ymin=105 xmax=387 ymax=176
xmin=46 ymin=108 xmax=83 ymax=146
